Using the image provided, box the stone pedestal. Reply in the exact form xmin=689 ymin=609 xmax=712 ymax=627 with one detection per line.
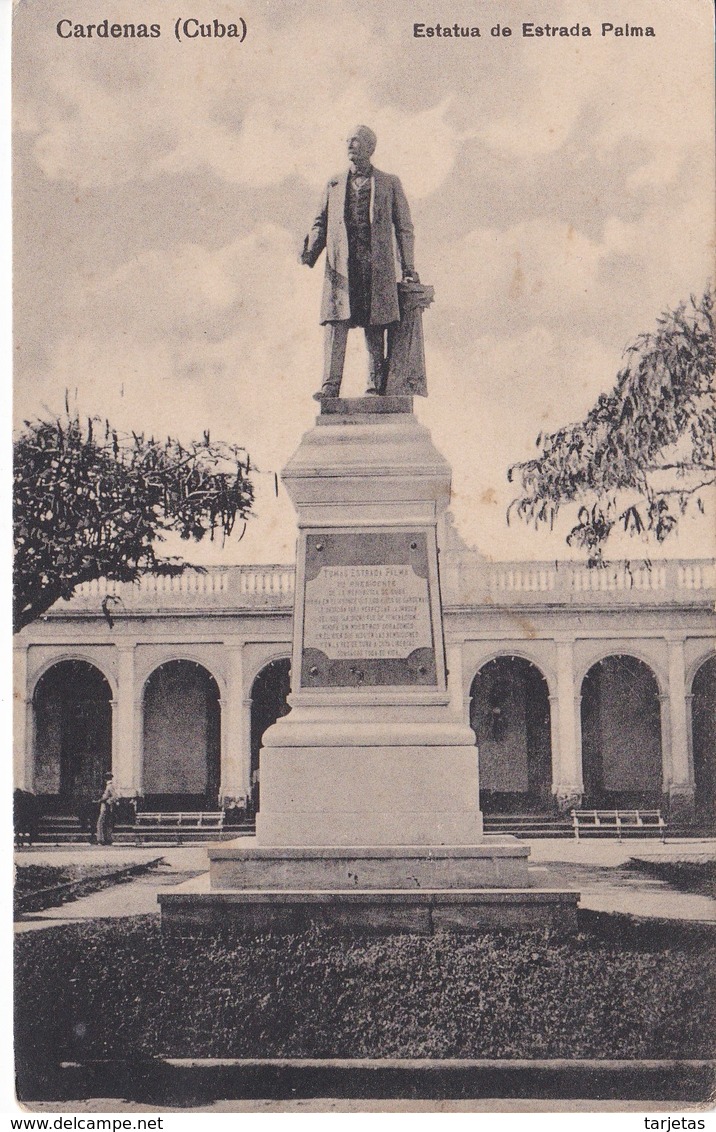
xmin=257 ymin=402 xmax=481 ymax=849
xmin=160 ymin=400 xmax=579 ymax=933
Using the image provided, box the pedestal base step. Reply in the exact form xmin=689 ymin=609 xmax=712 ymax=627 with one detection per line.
xmin=207 ymin=838 xmax=531 ymax=890
xmin=320 ymin=396 xmax=413 ymax=415
xmin=159 ymin=882 xmax=579 ymax=935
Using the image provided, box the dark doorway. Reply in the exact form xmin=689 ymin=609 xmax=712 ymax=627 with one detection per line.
xmin=250 ymin=658 xmax=291 ymax=816
xmin=470 ymin=657 xmax=552 ymax=813
xmin=142 ymin=661 xmax=221 ymax=810
xmin=33 ymin=660 xmax=112 ymax=810
xmin=581 ymin=655 xmax=662 ymax=807
xmin=692 ymin=655 xmax=716 ymax=823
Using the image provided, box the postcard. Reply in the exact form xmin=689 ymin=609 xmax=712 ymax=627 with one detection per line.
xmin=11 ymin=0 xmax=716 ymax=1117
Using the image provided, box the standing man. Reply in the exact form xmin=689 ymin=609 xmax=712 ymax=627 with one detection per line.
xmin=96 ymin=772 xmax=119 ymax=846
xmin=301 ymin=125 xmax=419 ymax=400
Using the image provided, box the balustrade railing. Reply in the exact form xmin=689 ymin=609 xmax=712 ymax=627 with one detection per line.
xmin=454 ymin=558 xmax=715 ymax=605
xmin=65 ymin=556 xmax=714 ymax=614
xmin=238 ymin=566 xmax=295 ymax=596
xmin=73 ymin=565 xmax=294 ymax=608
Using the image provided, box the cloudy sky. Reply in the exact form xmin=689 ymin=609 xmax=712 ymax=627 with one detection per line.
xmin=13 ymin=0 xmax=715 ymax=564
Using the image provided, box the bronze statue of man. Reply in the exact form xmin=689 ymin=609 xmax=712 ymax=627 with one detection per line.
xmin=300 ymin=125 xmax=419 ymax=401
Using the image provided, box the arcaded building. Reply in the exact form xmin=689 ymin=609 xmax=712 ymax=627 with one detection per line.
xmin=13 ymin=542 xmax=716 ymax=823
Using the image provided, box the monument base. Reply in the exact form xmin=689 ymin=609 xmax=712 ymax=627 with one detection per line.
xmin=158 ymin=409 xmax=580 ymax=934
xmin=158 ymin=836 xmax=580 ymax=935
xmin=159 ymin=885 xmax=579 ymax=936
xmin=255 ymin=722 xmax=484 ymax=846
xmin=208 ymin=838 xmax=530 ymax=888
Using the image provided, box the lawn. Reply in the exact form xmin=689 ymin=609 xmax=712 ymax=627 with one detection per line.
xmin=14 ymin=861 xmax=162 ymax=915
xmin=628 ymin=855 xmax=716 ymax=897
xmin=15 ymin=916 xmax=715 ymax=1073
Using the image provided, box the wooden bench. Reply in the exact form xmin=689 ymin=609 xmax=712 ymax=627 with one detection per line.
xmin=571 ymin=809 xmax=666 ymax=842
xmin=133 ymin=811 xmax=225 ymax=844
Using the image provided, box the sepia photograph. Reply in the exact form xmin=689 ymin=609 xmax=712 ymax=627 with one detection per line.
xmin=10 ymin=0 xmax=716 ymax=1116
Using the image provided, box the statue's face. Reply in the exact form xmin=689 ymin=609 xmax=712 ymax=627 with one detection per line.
xmin=347 ymin=128 xmax=375 ymax=166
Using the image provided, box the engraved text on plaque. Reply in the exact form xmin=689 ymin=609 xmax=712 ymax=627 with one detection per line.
xmin=304 ymin=564 xmax=432 ymax=660
xmin=300 ymin=530 xmax=440 ymax=688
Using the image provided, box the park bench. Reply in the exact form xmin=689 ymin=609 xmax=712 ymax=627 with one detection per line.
xmin=133 ymin=810 xmax=225 ymax=844
xmin=570 ymin=808 xmax=666 ymax=843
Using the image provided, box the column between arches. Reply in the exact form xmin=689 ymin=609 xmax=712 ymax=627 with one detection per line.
xmin=551 ymin=639 xmax=583 ymax=811
xmin=112 ymin=643 xmax=140 ymax=797
xmin=665 ymin=638 xmax=695 ymax=821
xmin=220 ymin=643 xmax=248 ymax=803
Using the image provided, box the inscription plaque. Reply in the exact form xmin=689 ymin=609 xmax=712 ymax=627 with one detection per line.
xmin=300 ymin=530 xmax=440 ymax=688
xmin=304 ymin=564 xmax=432 ymax=660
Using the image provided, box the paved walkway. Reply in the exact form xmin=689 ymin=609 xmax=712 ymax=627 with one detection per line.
xmin=14 ymin=837 xmax=716 ymax=932
xmin=14 ymin=847 xmax=209 ymax=932
xmin=530 ymin=837 xmax=715 ymax=923
xmin=20 ymin=1098 xmax=707 ymax=1113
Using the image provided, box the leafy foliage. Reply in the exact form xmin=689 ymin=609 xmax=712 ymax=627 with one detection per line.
xmin=508 ymin=288 xmax=715 ymax=563
xmin=13 ymin=407 xmax=254 ymax=631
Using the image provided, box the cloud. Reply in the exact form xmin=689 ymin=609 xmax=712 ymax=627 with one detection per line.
xmin=16 ymin=221 xmax=322 ymax=437
xmin=16 ymin=2 xmax=465 ymax=198
xmin=417 ymin=326 xmax=645 ymax=559
xmin=65 ymin=224 xmax=300 ymax=334
xmin=428 ymin=193 xmax=713 ymax=361
xmin=472 ymin=0 xmax=713 ymax=227
xmin=436 ymin=218 xmax=603 ymax=314
xmin=13 ymin=0 xmax=715 ymax=566
xmin=477 ymin=49 xmax=595 ymax=159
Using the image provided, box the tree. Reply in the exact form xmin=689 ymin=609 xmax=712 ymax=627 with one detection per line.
xmin=508 ymin=287 xmax=715 ymax=564
xmin=14 ymin=407 xmax=254 ymax=631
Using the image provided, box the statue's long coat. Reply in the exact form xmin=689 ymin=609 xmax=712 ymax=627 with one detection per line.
xmin=302 ymin=168 xmax=415 ymax=326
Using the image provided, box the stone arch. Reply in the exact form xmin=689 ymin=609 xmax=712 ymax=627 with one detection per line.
xmin=469 ymin=656 xmax=552 ymax=813
xmin=691 ymin=654 xmax=716 ymax=822
xmin=142 ymin=660 xmax=221 ymax=809
xmin=462 ymin=647 xmax=556 ymax=703
xmin=580 ymin=654 xmax=662 ymax=806
xmin=33 ymin=660 xmax=113 ymax=808
xmin=31 ymin=652 xmax=117 ymax=701
xmin=575 ymin=644 xmax=667 ymax=700
xmin=244 ymin=645 xmax=292 ymax=690
xmin=250 ymin=657 xmax=292 ymax=815
xmin=686 ymin=649 xmax=716 ymax=693
xmin=135 ymin=651 xmax=226 ymax=700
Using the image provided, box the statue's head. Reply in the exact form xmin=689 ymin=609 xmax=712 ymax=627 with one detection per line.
xmin=347 ymin=125 xmax=377 ymax=166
